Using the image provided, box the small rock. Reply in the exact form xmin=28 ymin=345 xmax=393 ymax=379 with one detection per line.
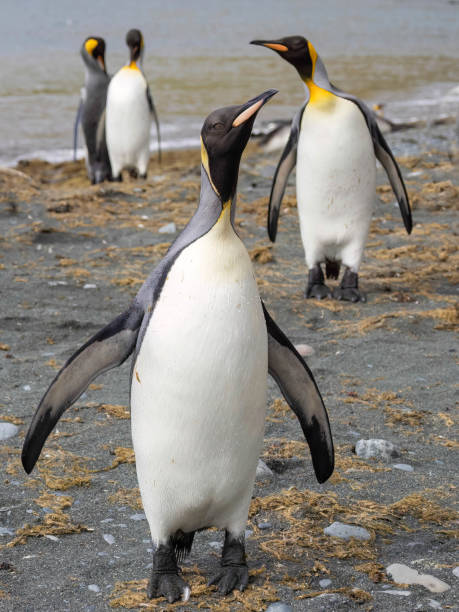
xmin=0 ymin=423 xmax=19 ymax=441
xmin=324 ymin=521 xmax=370 ymax=541
xmin=208 ymin=541 xmax=220 ymax=550
xmin=244 ymin=529 xmax=253 ymax=539
xmin=158 ymin=222 xmax=176 ymax=234
xmin=45 ymin=535 xmax=59 ymax=542
xmin=265 ymin=603 xmax=293 ymax=612
xmin=256 ymin=459 xmax=273 ymax=479
xmin=386 ymin=563 xmax=450 ymax=593
xmin=0 ymin=527 xmax=15 ymax=536
xmin=22 ymin=384 xmax=31 ymax=392
xmin=258 ymin=521 xmax=272 ymax=530
xmin=427 ymin=599 xmax=442 ymax=610
xmin=355 ymin=439 xmax=400 ymax=462
xmin=453 ymin=566 xmax=459 ymax=578
xmin=319 ymin=578 xmax=332 ymax=588
xmin=129 ymin=513 xmax=146 ymax=521
xmin=379 ymin=589 xmax=411 ymax=596
xmin=88 ymin=584 xmax=100 ymax=593
xmin=393 ymin=463 xmax=414 ymax=472
xmin=294 ymin=344 xmax=314 ymax=357
xmin=83 ymin=284 xmax=97 ymax=290
xmin=103 ymin=534 xmax=115 ymax=545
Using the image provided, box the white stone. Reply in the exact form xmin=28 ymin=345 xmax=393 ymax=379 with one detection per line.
xmin=319 ymin=578 xmax=332 ymax=588
xmin=256 ymin=459 xmax=273 ymax=479
xmin=158 ymin=222 xmax=176 ymax=234
xmin=324 ymin=521 xmax=370 ymax=541
xmin=0 ymin=527 xmax=15 ymax=536
xmin=453 ymin=566 xmax=459 ymax=578
xmin=0 ymin=423 xmax=19 ymax=441
xmin=294 ymin=344 xmax=315 ymax=357
xmin=379 ymin=589 xmax=411 ymax=596
xmin=83 ymin=283 xmax=97 ymax=290
xmin=393 ymin=463 xmax=414 ymax=472
xmin=129 ymin=513 xmax=146 ymax=521
xmin=88 ymin=584 xmax=100 ymax=593
xmin=386 ymin=563 xmax=450 ymax=593
xmin=45 ymin=535 xmax=59 ymax=542
xmin=355 ymin=439 xmax=400 ymax=462
xmin=103 ymin=534 xmax=115 ymax=545
xmin=266 ymin=603 xmax=293 ymax=612
xmin=427 ymin=599 xmax=442 ymax=610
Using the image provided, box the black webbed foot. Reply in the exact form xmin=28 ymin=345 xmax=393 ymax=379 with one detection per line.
xmin=208 ymin=531 xmax=249 ymax=596
xmin=333 ymin=269 xmax=366 ymax=303
xmin=147 ymin=541 xmax=190 ymax=603
xmin=305 ymin=264 xmax=331 ymax=299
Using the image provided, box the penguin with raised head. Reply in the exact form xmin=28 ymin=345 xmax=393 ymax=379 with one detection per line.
xmin=21 ymin=90 xmax=333 ymax=604
xmin=74 ymin=36 xmax=112 ymax=184
xmin=251 ymin=36 xmax=412 ymax=302
xmin=105 ymin=29 xmax=161 ymax=180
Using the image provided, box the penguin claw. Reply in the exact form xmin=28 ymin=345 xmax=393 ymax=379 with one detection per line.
xmin=147 ymin=572 xmax=190 ymax=603
xmin=333 ymin=287 xmax=366 ymax=303
xmin=305 ymin=283 xmax=332 ymax=299
xmin=208 ymin=565 xmax=249 ymax=595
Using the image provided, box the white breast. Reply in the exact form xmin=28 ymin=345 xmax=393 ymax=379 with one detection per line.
xmin=105 ymin=67 xmax=152 ymax=175
xmin=131 ymin=208 xmax=268 ymax=545
xmin=297 ymin=94 xmax=376 ymax=271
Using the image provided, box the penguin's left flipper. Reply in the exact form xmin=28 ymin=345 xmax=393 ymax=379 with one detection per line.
xmin=146 ymin=85 xmax=162 ymax=164
xmin=73 ymin=98 xmax=84 ymax=162
xmin=267 ymin=103 xmax=306 ymax=242
xmin=262 ymin=302 xmax=334 ymax=483
xmin=334 ymin=89 xmax=412 ymax=235
xmin=21 ymin=303 xmax=144 ymax=475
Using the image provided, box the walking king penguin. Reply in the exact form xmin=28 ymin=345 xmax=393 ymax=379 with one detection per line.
xmin=22 ymin=90 xmax=334 ymax=604
xmin=251 ymin=36 xmax=413 ymax=302
xmin=105 ymin=29 xmax=161 ymax=180
xmin=74 ymin=36 xmax=112 ymax=184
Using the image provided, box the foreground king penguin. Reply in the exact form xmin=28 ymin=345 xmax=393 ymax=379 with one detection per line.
xmin=22 ymin=90 xmax=334 ymax=604
xmin=251 ymin=36 xmax=413 ymax=302
xmin=106 ymin=29 xmax=161 ymax=179
xmin=74 ymin=36 xmax=112 ymax=184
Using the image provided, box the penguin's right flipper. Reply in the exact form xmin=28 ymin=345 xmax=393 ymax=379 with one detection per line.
xmin=146 ymin=86 xmax=162 ymax=164
xmin=262 ymin=302 xmax=334 ymax=483
xmin=73 ymin=98 xmax=84 ymax=162
xmin=267 ymin=103 xmax=306 ymax=241
xmin=21 ymin=303 xmax=144 ymax=474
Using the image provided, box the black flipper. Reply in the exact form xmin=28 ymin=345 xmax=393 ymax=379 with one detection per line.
xmin=331 ymin=87 xmax=412 ymax=234
xmin=267 ymin=103 xmax=306 ymax=241
xmin=262 ymin=302 xmax=334 ymax=483
xmin=73 ymin=98 xmax=84 ymax=162
xmin=146 ymin=85 xmax=162 ymax=164
xmin=21 ymin=303 xmax=144 ymax=474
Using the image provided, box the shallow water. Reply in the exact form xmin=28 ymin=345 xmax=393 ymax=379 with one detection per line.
xmin=0 ymin=0 xmax=458 ymax=164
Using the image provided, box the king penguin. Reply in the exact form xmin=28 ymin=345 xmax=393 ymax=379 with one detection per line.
xmin=251 ymin=36 xmax=413 ymax=302
xmin=21 ymin=90 xmax=334 ymax=604
xmin=105 ymin=29 xmax=161 ymax=180
xmin=74 ymin=37 xmax=112 ymax=184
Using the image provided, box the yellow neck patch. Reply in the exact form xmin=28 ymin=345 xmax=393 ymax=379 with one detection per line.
xmin=307 ymin=81 xmax=335 ymax=107
xmin=200 ymin=138 xmax=219 ymax=196
xmin=85 ymin=38 xmax=98 ymax=56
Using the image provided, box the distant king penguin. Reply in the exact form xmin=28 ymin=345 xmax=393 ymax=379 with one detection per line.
xmin=22 ymin=90 xmax=334 ymax=604
xmin=74 ymin=36 xmax=112 ymax=184
xmin=251 ymin=36 xmax=412 ymax=301
xmin=106 ymin=29 xmax=161 ymax=179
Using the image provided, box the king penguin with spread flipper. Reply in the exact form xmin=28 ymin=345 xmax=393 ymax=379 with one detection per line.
xmin=21 ymin=90 xmax=333 ymax=604
xmin=251 ymin=36 xmax=412 ymax=302
xmin=105 ymin=29 xmax=161 ymax=180
xmin=74 ymin=37 xmax=112 ymax=184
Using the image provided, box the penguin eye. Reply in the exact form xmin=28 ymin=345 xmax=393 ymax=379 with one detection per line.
xmin=212 ymin=121 xmax=225 ymax=132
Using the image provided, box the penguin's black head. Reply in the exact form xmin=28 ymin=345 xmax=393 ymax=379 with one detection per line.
xmin=126 ymin=29 xmax=143 ymax=63
xmin=251 ymin=36 xmax=316 ymax=81
xmin=82 ymin=37 xmax=107 ymax=72
xmin=201 ymin=89 xmax=277 ymax=204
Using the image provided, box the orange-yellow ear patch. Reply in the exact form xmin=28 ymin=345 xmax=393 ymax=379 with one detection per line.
xmin=307 ymin=41 xmax=318 ymax=72
xmin=84 ymin=38 xmax=98 ymax=56
xmin=263 ymin=43 xmax=288 ymax=52
xmin=232 ymin=99 xmax=263 ymax=127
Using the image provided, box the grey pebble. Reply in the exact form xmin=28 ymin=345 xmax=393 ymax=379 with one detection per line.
xmin=319 ymin=578 xmax=332 ymax=588
xmin=355 ymin=439 xmax=400 ymax=462
xmin=103 ymin=534 xmax=115 ymax=545
xmin=265 ymin=603 xmax=293 ymax=612
xmin=0 ymin=526 xmax=15 ymax=536
xmin=258 ymin=521 xmax=272 ymax=530
xmin=324 ymin=521 xmax=370 ymax=541
xmin=245 ymin=529 xmax=253 ymax=539
xmin=129 ymin=513 xmax=146 ymax=521
xmin=256 ymin=459 xmax=273 ymax=479
xmin=0 ymin=423 xmax=19 ymax=441
xmin=453 ymin=566 xmax=459 ymax=578
xmin=393 ymin=463 xmax=414 ymax=472
xmin=87 ymin=585 xmax=100 ymax=593
xmin=158 ymin=222 xmax=177 ymax=234
xmin=208 ymin=541 xmax=220 ymax=550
